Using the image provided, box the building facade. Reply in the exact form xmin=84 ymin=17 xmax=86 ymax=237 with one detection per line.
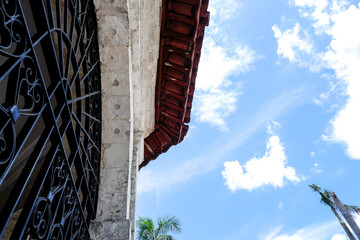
xmin=0 ymin=0 xmax=209 ymax=239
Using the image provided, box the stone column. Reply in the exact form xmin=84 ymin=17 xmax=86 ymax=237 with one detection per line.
xmin=90 ymin=0 xmax=161 ymax=238
xmin=90 ymin=0 xmax=134 ymax=239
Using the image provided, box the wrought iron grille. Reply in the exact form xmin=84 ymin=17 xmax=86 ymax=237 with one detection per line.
xmin=0 ymin=0 xmax=101 ymax=239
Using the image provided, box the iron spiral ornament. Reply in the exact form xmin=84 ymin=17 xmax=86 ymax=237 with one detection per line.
xmin=0 ymin=0 xmax=101 ymax=239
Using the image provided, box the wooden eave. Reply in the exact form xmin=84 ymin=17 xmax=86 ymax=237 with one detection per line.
xmin=139 ymin=0 xmax=210 ymax=169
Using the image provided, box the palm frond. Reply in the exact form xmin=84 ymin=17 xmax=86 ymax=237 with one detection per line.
xmin=158 ymin=234 xmax=175 ymax=240
xmin=322 ymin=191 xmax=336 ymax=208
xmin=309 ymin=184 xmax=321 ymax=193
xmin=157 ymin=215 xmax=182 ymax=236
xmin=323 ymin=190 xmax=332 ymax=199
xmin=309 ymin=184 xmax=335 ymax=208
xmin=137 ymin=215 xmax=182 ymax=240
xmin=138 ymin=229 xmax=154 ymax=240
xmin=137 ymin=217 xmax=155 ymax=240
xmin=344 ymin=205 xmax=360 ymax=215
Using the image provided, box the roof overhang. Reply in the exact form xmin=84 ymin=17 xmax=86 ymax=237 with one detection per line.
xmin=140 ymin=0 xmax=210 ymax=169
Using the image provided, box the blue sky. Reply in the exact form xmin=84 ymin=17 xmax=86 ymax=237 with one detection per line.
xmin=137 ymin=0 xmax=360 ymax=239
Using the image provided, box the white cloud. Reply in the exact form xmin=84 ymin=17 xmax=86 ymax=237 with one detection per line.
xmin=278 ymin=202 xmax=284 ymax=210
xmin=265 ymin=220 xmax=344 ymax=240
xmin=193 ymin=0 xmax=257 ymax=131
xmin=272 ymin=23 xmax=313 ymax=63
xmin=196 ymin=89 xmax=237 ymax=131
xmin=291 ymin=0 xmax=330 ymax=33
xmin=267 ymin=120 xmax=282 ymax=135
xmin=196 ymin=40 xmax=255 ymax=91
xmin=196 ymin=39 xmax=256 ymax=130
xmin=311 ymin=162 xmax=323 ymax=173
xmin=322 ymin=3 xmax=360 ymax=159
xmin=222 ymin=126 xmax=301 ymax=192
xmin=208 ymin=0 xmax=241 ymax=23
xmin=331 ymin=234 xmax=347 ymax=240
xmin=290 ymin=0 xmax=349 ymax=34
xmin=313 ymin=78 xmax=346 ymax=108
xmin=138 ymin=90 xmax=305 ymax=194
xmin=278 ymin=2 xmax=360 ymax=159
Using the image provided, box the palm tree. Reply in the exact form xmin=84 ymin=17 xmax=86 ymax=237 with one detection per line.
xmin=332 ymin=192 xmax=360 ymax=239
xmin=136 ymin=215 xmax=182 ymax=240
xmin=309 ymin=184 xmax=356 ymax=240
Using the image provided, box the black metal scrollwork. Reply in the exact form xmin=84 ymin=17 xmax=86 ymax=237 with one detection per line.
xmin=16 ymin=56 xmax=44 ymax=116
xmin=0 ymin=107 xmax=16 ymax=166
xmin=0 ymin=0 xmax=44 ymax=183
xmin=0 ymin=54 xmax=44 ymax=182
xmin=0 ymin=0 xmax=29 ymax=171
xmin=0 ymin=0 xmax=28 ymax=57
xmin=32 ymin=196 xmax=52 ymax=239
xmin=26 ymin=150 xmax=89 ymax=239
xmin=0 ymin=0 xmax=101 ymax=238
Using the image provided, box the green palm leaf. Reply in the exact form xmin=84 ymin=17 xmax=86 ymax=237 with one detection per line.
xmin=344 ymin=205 xmax=360 ymax=215
xmin=137 ymin=215 xmax=182 ymax=240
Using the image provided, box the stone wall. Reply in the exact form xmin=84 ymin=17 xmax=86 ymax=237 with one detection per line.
xmin=90 ymin=0 xmax=161 ymax=239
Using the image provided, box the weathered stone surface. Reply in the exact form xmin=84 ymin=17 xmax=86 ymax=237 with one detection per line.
xmin=91 ymin=0 xmax=161 ymax=239
xmin=100 ymin=46 xmax=130 ymax=73
xmin=90 ymin=219 xmax=131 ymax=240
xmin=130 ymin=131 xmax=144 ymax=238
xmin=102 ymin=119 xmax=131 ymax=144
xmin=102 ymin=143 xmax=131 ymax=169
xmin=102 ymin=95 xmax=131 ymax=120
xmin=137 ymin=0 xmax=161 ymax=138
xmin=101 ymin=71 xmax=130 ymax=96
xmin=97 ymin=15 xmax=129 ymax=47
xmin=93 ymin=0 xmax=128 ymax=15
xmin=97 ymin=186 xmax=128 ymax=219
